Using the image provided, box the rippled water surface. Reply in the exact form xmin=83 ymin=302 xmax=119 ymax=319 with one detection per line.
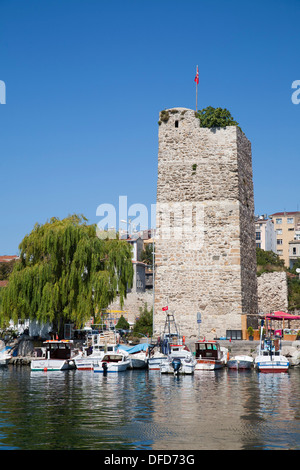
xmin=0 ymin=366 xmax=299 ymax=450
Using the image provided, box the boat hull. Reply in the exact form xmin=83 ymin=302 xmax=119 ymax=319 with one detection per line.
xmin=227 ymin=360 xmax=252 ymax=370
xmin=195 ymin=360 xmax=225 ymax=371
xmin=160 ymin=363 xmax=194 ymax=375
xmin=227 ymin=355 xmax=253 ymax=370
xmin=74 ymin=355 xmax=104 ymax=371
xmin=148 ymin=355 xmax=167 ymax=370
xmin=255 ymin=358 xmax=289 ymax=373
xmin=93 ymin=360 xmax=130 ymax=373
xmin=130 ymin=357 xmax=147 ymax=369
xmin=31 ymin=359 xmax=75 ymax=371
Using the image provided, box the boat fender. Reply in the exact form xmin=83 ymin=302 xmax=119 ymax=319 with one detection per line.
xmin=227 ymin=352 xmax=230 ymax=361
xmin=183 ymin=336 xmax=185 ymax=344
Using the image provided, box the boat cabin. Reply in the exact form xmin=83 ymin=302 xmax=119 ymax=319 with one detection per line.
xmin=195 ymin=341 xmax=221 ymax=360
xmin=260 ymin=338 xmax=281 ymax=356
xmin=102 ymin=354 xmax=123 ymax=363
xmin=43 ymin=340 xmax=74 ymax=360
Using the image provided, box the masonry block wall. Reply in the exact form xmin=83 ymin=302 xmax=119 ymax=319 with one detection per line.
xmin=154 ymin=107 xmax=258 ymax=339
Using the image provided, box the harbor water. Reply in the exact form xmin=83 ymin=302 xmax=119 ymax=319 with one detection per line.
xmin=0 ymin=366 xmax=299 ymax=450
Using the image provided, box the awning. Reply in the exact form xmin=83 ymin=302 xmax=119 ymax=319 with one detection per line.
xmin=265 ymin=312 xmax=300 ymax=320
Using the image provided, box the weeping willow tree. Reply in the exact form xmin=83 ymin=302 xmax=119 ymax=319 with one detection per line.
xmin=0 ymin=215 xmax=133 ymax=335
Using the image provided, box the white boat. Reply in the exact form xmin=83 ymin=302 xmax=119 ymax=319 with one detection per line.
xmin=148 ymin=350 xmax=167 ymax=370
xmin=0 ymin=346 xmax=12 ymax=366
xmin=117 ymin=343 xmax=151 ymax=369
xmin=93 ymin=350 xmax=131 ymax=373
xmin=227 ymin=355 xmax=253 ymax=370
xmin=254 ymin=318 xmax=289 ymax=373
xmin=74 ymin=333 xmax=117 ymax=371
xmin=31 ymin=340 xmax=77 ymax=371
xmin=148 ymin=311 xmax=185 ymax=371
xmin=194 ymin=340 xmax=227 ymax=371
xmin=160 ymin=343 xmax=196 ymax=375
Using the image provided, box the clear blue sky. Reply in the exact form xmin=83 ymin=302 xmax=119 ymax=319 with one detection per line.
xmin=0 ymin=0 xmax=299 ymax=254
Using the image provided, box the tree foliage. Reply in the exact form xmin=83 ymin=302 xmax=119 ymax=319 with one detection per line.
xmin=197 ymin=106 xmax=240 ymax=130
xmin=256 ymin=247 xmax=285 ymax=276
xmin=115 ymin=314 xmax=130 ymax=330
xmin=288 ymin=277 xmax=300 ymax=311
xmin=0 ymin=215 xmax=133 ymax=332
xmin=0 ymin=259 xmax=17 ymax=280
xmin=132 ymin=303 xmax=153 ymax=337
xmin=140 ymin=243 xmax=153 ymax=265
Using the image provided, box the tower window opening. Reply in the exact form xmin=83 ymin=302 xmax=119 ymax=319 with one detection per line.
xmin=175 ymin=120 xmax=179 ymax=128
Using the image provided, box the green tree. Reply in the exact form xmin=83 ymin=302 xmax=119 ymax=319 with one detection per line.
xmin=132 ymin=303 xmax=153 ymax=337
xmin=115 ymin=314 xmax=130 ymax=330
xmin=288 ymin=277 xmax=300 ymax=311
xmin=289 ymin=258 xmax=300 ymax=275
xmin=140 ymin=243 xmax=153 ymax=265
xmin=0 ymin=215 xmax=134 ymax=335
xmin=197 ymin=106 xmax=240 ymax=130
xmin=256 ymin=247 xmax=285 ymax=275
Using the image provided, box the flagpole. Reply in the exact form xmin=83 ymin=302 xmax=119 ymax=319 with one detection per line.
xmin=194 ymin=65 xmax=199 ymax=112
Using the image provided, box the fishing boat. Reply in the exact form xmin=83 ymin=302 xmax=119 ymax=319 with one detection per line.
xmin=254 ymin=319 xmax=289 ymax=373
xmin=148 ymin=350 xmax=167 ymax=370
xmin=93 ymin=349 xmax=131 ymax=373
xmin=117 ymin=343 xmax=151 ymax=369
xmin=31 ymin=340 xmax=77 ymax=371
xmin=227 ymin=355 xmax=253 ymax=370
xmin=148 ymin=311 xmax=185 ymax=371
xmin=160 ymin=343 xmax=196 ymax=375
xmin=0 ymin=346 xmax=12 ymax=366
xmin=194 ymin=340 xmax=227 ymax=371
xmin=74 ymin=332 xmax=117 ymax=371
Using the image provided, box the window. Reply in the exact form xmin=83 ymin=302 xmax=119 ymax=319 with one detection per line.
xmin=293 ymin=247 xmax=297 ymax=255
xmin=277 ymin=239 xmax=283 ymax=245
xmin=256 ymin=232 xmax=261 ymax=240
xmin=277 ymin=229 xmax=282 ymax=235
xmin=276 ymin=218 xmax=282 ymax=224
xmin=256 ymin=243 xmax=261 ymax=248
xmin=287 ymin=217 xmax=294 ymax=224
xmin=175 ymin=120 xmax=179 ymax=128
xmin=288 ymin=228 xmax=294 ymax=231
xmin=277 ymin=250 xmax=283 ymax=255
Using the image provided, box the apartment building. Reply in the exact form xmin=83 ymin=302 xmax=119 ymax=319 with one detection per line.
xmin=254 ymin=215 xmax=276 ymax=252
xmin=269 ymin=211 xmax=300 ymax=267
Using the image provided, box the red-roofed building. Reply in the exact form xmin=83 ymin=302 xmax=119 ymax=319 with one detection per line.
xmin=0 ymin=255 xmax=19 ymax=263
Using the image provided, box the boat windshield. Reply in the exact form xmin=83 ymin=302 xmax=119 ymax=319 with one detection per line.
xmin=102 ymin=354 xmax=123 ymax=362
xmin=195 ymin=342 xmax=219 ymax=359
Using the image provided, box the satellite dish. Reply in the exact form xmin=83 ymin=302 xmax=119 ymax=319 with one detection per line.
xmin=296 ymin=268 xmax=300 ymax=273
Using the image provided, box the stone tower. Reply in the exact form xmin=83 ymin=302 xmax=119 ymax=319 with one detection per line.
xmin=154 ymin=107 xmax=258 ymax=339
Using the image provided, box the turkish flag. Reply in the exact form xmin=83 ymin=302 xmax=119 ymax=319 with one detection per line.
xmin=162 ymin=306 xmax=168 ymax=311
xmin=194 ymin=65 xmax=199 ymax=85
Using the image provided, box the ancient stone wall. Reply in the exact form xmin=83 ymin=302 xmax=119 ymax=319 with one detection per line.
xmin=257 ymin=271 xmax=288 ymax=313
xmin=108 ymin=290 xmax=154 ymax=325
xmin=154 ymin=108 xmax=258 ymax=340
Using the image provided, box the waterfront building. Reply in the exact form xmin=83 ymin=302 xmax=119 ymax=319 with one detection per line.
xmin=269 ymin=211 xmax=300 ymax=267
xmin=255 ymin=215 xmax=276 ymax=252
xmin=289 ymin=239 xmax=300 ymax=269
